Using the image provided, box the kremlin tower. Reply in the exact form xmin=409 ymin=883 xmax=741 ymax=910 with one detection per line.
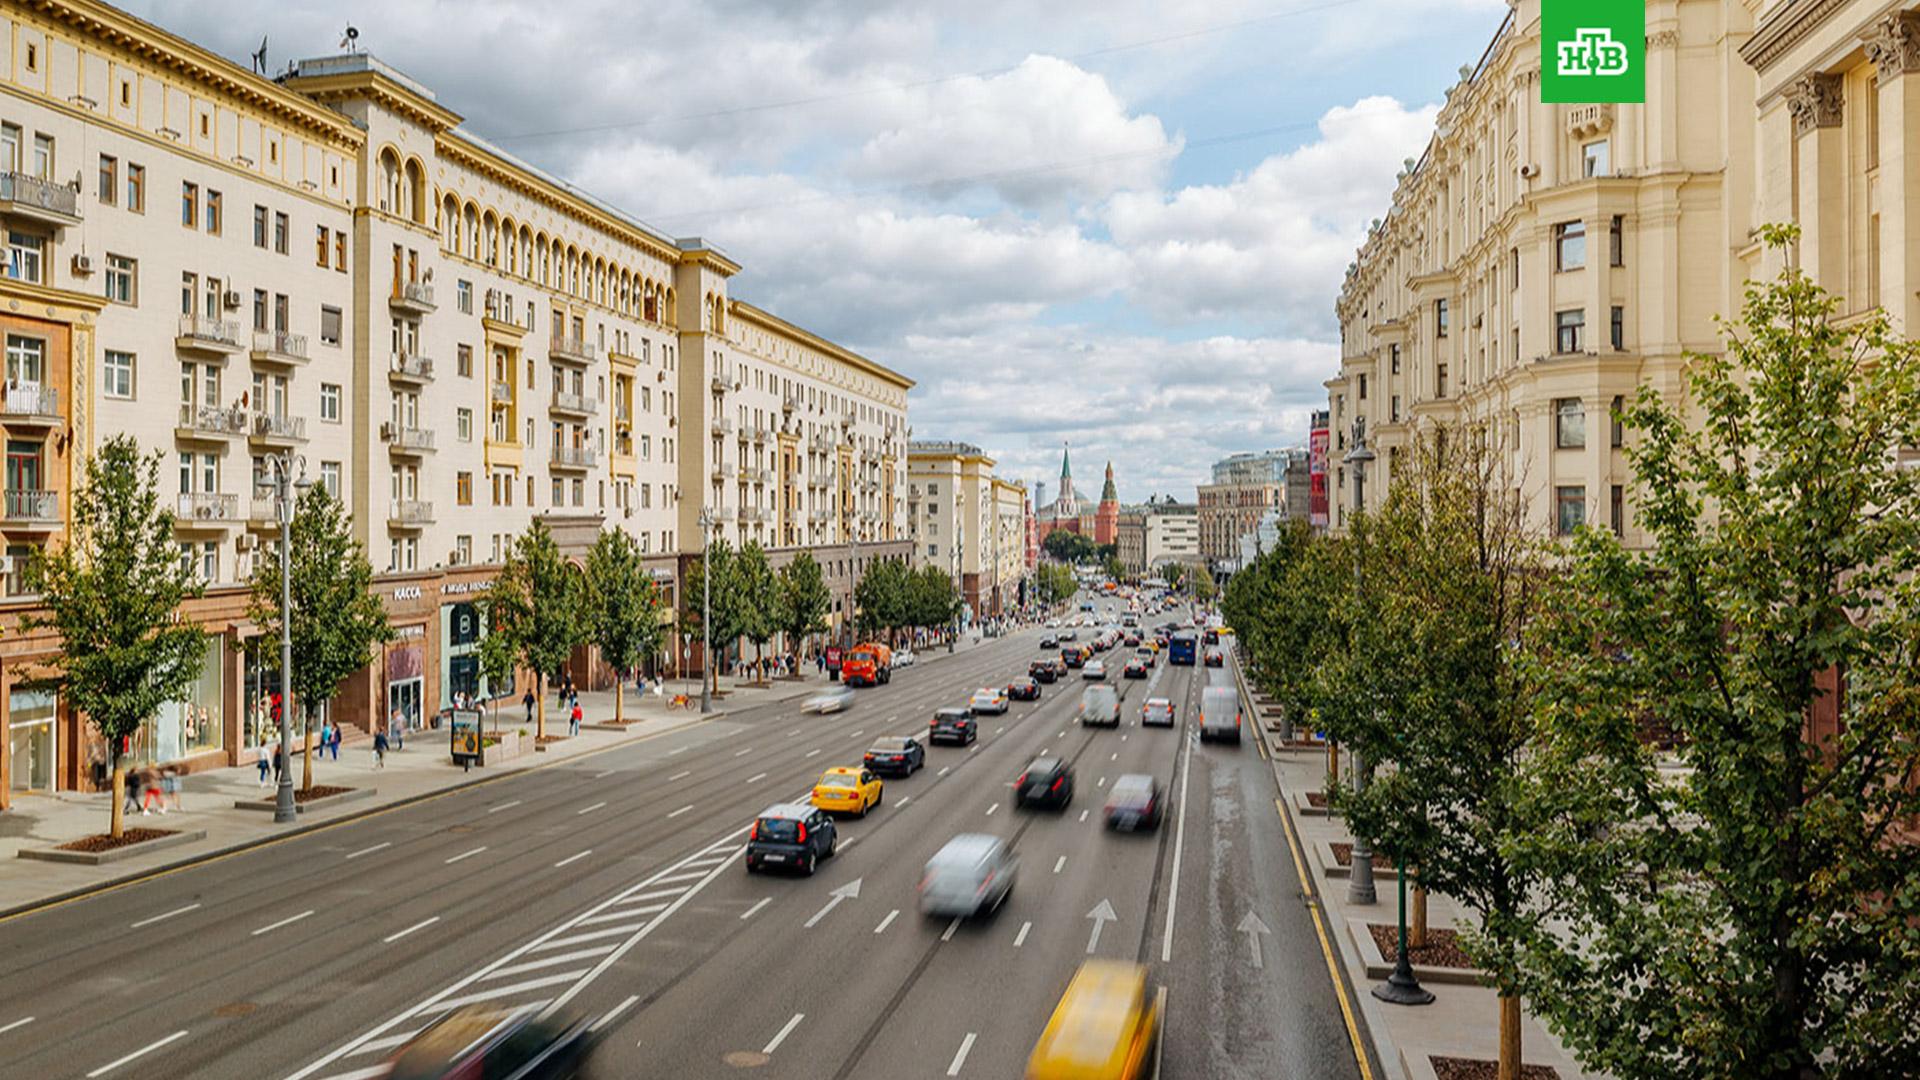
xmin=1094 ymin=461 xmax=1120 ymax=545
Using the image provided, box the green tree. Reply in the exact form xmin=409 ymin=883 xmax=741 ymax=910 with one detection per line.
xmin=248 ymin=483 xmax=394 ymax=792
xmin=1516 ymin=226 xmax=1920 ymax=1079
xmin=485 ymin=520 xmax=584 ymax=739
xmin=910 ymin=566 xmax=961 ymax=632
xmin=1161 ymin=562 xmax=1187 ymax=593
xmin=736 ymin=541 xmax=778 ymax=682
xmin=1101 ymin=552 xmax=1126 ymax=583
xmin=776 ymin=552 xmax=832 ymax=668
xmin=685 ymin=538 xmax=746 ymax=692
xmin=1220 ymin=519 xmax=1338 ymax=740
xmin=1032 ymin=563 xmax=1075 ymax=607
xmin=1191 ymin=569 xmax=1218 ymax=603
xmin=854 ymin=557 xmax=911 ymax=641
xmin=25 ymin=436 xmax=206 ymax=839
xmin=584 ymin=528 xmax=666 ymax=723
xmin=1042 ymin=528 xmax=1096 ymax=564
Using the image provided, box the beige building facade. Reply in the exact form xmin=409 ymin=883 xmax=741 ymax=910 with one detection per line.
xmin=905 ymin=441 xmax=1026 ymax=617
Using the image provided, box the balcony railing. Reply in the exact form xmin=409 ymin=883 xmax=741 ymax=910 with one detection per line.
xmin=552 ymin=446 xmax=596 ymax=469
xmin=0 ymin=172 xmax=80 ymax=225
xmin=389 ymin=353 xmax=435 ymax=383
xmin=176 ymin=403 xmax=249 ymax=437
xmin=176 ymin=315 xmax=243 ymax=352
xmin=0 ymin=383 xmax=59 ymax=423
xmin=249 ymin=496 xmax=284 ymax=526
xmin=710 ymin=417 xmax=734 ymax=436
xmin=614 ymin=403 xmax=632 ymax=424
xmin=176 ymin=492 xmax=237 ymax=522
xmin=491 ymin=380 xmax=514 ymax=405
xmin=551 ymin=389 xmax=598 ymax=416
xmin=251 ymin=412 xmax=307 ymax=442
xmin=388 ymin=499 xmax=435 ymax=526
xmin=2 ymin=488 xmax=58 ymax=523
xmin=549 ymin=335 xmax=596 ymax=365
xmin=382 ymin=423 xmax=435 ymax=452
xmin=250 ymin=330 xmax=309 ymax=366
xmin=389 ymin=280 xmax=436 ymax=313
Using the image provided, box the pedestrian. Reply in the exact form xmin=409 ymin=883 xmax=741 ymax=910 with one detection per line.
xmin=139 ymin=766 xmax=165 ymax=815
xmin=569 ymin=699 xmax=582 ymax=737
xmin=327 ymin=723 xmax=341 ymax=761
xmin=273 ymin=746 xmax=288 ymax=785
xmin=124 ymin=767 xmax=144 ymax=816
xmin=318 ymin=719 xmax=332 ymax=759
xmin=372 ymin=728 xmax=388 ymax=768
xmin=163 ymin=765 xmax=183 ymax=812
xmin=256 ymin=744 xmax=271 ymax=787
xmin=815 ymin=652 xmax=824 ymax=675
xmin=523 ymin=687 xmax=535 ymax=724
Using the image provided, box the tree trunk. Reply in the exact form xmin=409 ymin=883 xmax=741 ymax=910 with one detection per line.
xmin=1497 ymin=991 xmax=1522 ymax=1080
xmin=301 ymin=706 xmax=315 ymax=793
xmin=536 ymin=673 xmax=547 ymax=739
xmin=109 ymin=763 xmax=126 ymax=839
xmin=1411 ymin=880 xmax=1429 ymax=949
xmin=1327 ymin=740 xmax=1340 ymax=789
xmin=615 ymin=674 xmax=624 ymax=724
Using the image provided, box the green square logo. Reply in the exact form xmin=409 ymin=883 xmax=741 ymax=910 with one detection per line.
xmin=1541 ymin=0 xmax=1645 ymax=103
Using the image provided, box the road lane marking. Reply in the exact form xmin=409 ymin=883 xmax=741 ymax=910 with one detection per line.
xmin=0 ymin=1017 xmax=33 ymax=1036
xmin=734 ymin=747 xmax=753 ymax=757
xmin=747 ymin=772 xmax=768 ymax=783
xmin=1053 ymin=856 xmax=1066 ymax=874
xmin=445 ymin=846 xmax=487 ymax=865
xmin=486 ymin=801 xmax=523 ymax=814
xmin=130 ymin=903 xmax=200 ymax=929
xmin=86 ymin=1030 xmax=188 ymax=1077
xmin=648 ymin=870 xmax=709 ymax=886
xmin=740 ymin=897 xmax=772 ymax=921
xmin=763 ymin=1013 xmax=805 ymax=1055
xmin=668 ymin=805 xmax=693 ymax=818
xmin=251 ymin=909 xmax=314 ymax=936
xmin=344 ymin=842 xmax=391 ymax=859
xmin=849 ymin=730 xmax=864 ymax=738
xmin=941 ymin=917 xmax=962 ymax=942
xmin=621 ymin=887 xmax=689 ymax=905
xmin=532 ymin=925 xmax=646 ymax=951
xmin=1079 ymin=810 xmax=1089 ymax=822
xmin=554 ymin=850 xmax=592 ymax=868
xmin=576 ymin=801 xmax=607 ymax=815
xmin=668 ymin=746 xmax=689 ymax=755
xmin=384 ymin=917 xmax=441 ymax=944
xmin=668 ymin=770 xmax=692 ymax=781
xmin=578 ymin=905 xmax=667 ymax=926
xmin=985 ymin=803 xmax=998 ymax=816
xmin=1160 ymin=723 xmax=1196 ymax=964
xmin=426 ymin=972 xmax=587 ymax=1014
xmin=874 ymin=909 xmax=899 ymax=934
xmin=592 ymin=770 xmax=617 ymax=779
xmin=788 ymin=728 xmax=802 ymax=736
xmin=487 ymin=948 xmax=619 ymax=980
xmin=804 ymin=879 xmax=862 ymax=928
xmin=1013 ymin=921 xmax=1031 ymax=948
xmin=896 ymin=796 xmax=910 ymax=807
xmin=995 ymin=727 xmax=1004 ymax=734
xmin=1057 ymin=731 xmax=1066 ymax=738
xmin=1278 ymin=797 xmax=1376 ymax=1080
xmin=1111 ymin=752 xmax=1118 ymax=761
xmin=805 ymin=749 xmax=822 ymax=758
xmin=947 ymin=1032 xmax=978 ymax=1076
xmin=937 ymin=766 xmax=950 ymax=777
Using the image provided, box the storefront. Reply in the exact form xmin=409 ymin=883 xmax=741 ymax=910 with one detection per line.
xmin=7 ymin=686 xmax=55 ymax=793
xmin=437 ymin=577 xmax=507 ymax=709
xmin=140 ymin=635 xmax=225 ymax=766
xmin=384 ymin=630 xmax=426 ymax=740
xmin=243 ymin=635 xmax=287 ymax=751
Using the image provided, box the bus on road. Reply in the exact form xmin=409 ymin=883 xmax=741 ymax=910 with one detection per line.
xmin=1167 ymin=631 xmax=1198 ymax=666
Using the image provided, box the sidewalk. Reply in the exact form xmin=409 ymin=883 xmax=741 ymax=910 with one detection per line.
xmin=0 ymin=670 xmax=826 ymax=919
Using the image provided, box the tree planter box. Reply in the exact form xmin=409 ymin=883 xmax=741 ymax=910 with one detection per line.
xmin=233 ymin=786 xmax=374 ymax=814
xmin=1314 ymin=839 xmax=1399 ymax=880
xmin=1402 ymin=1050 xmax=1561 ymax=1080
xmin=19 ymin=828 xmax=207 ymax=865
xmin=581 ymin=720 xmax=642 ymax=732
xmin=483 ymin=730 xmax=526 ymax=764
xmin=1293 ymin=789 xmax=1338 ymax=817
xmin=1347 ymin=916 xmax=1487 ymax=986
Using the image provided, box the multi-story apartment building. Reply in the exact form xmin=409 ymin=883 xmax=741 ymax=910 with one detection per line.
xmin=1145 ymin=500 xmax=1201 ymax=573
xmin=1329 ymin=1 xmax=1751 ymax=540
xmin=905 ymin=441 xmax=1026 ymax=618
xmin=989 ymin=476 xmax=1028 ymax=611
xmin=1196 ymin=448 xmax=1309 ymax=564
xmin=0 ymin=1 xmax=911 ymax=800
xmin=1115 ymin=506 xmax=1146 ymax=574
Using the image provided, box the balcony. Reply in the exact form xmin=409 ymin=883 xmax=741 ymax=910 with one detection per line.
xmin=549 ymin=335 xmax=596 ymax=366
xmin=176 ymin=315 xmax=243 ymax=355
xmin=550 ymin=389 xmax=598 ymax=418
xmin=707 ymin=506 xmax=736 ymax=523
xmin=551 ymin=445 xmax=596 ymax=471
xmin=249 ymin=330 xmax=309 ymax=369
xmin=389 ymin=280 xmax=436 ymax=315
xmin=710 ymin=463 xmax=734 ymax=482
xmin=389 ymin=353 xmax=435 ymax=386
xmin=710 ymin=416 xmax=734 ymax=437
xmin=0 ymin=384 xmax=59 ymax=427
xmin=0 ymin=172 xmax=81 ymax=227
xmin=491 ymin=380 xmax=514 ymax=405
xmin=382 ymin=422 xmax=435 ymax=456
xmin=710 ymin=375 xmax=729 ymax=393
xmin=1 ymin=488 xmax=59 ymax=528
xmin=613 ymin=403 xmax=632 ymax=425
xmin=747 ymin=467 xmax=772 ymax=484
xmin=175 ymin=403 xmax=249 ymax=442
xmin=744 ymin=507 xmax=772 ymax=524
xmin=249 ymin=412 xmax=307 ymax=447
xmin=388 ymin=499 xmax=435 ymax=529
xmin=175 ymin=491 xmax=238 ymax=526
xmin=745 ymin=425 xmax=767 ymax=445
xmin=248 ymin=495 xmax=284 ymax=531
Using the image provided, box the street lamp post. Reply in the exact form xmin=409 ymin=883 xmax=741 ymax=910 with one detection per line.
xmin=267 ymin=454 xmax=308 ymax=825
xmin=699 ymin=509 xmax=712 ymax=714
xmin=1373 ymin=857 xmax=1435 ymax=1005
xmin=1343 ymin=427 xmax=1378 ymax=907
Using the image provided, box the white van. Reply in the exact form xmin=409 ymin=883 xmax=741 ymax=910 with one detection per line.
xmin=1198 ymin=686 xmax=1242 ymax=745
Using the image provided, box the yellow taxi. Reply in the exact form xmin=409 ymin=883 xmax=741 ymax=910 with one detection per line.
xmin=811 ymin=766 xmax=883 ymax=817
xmin=1025 ymin=960 xmax=1160 ymax=1080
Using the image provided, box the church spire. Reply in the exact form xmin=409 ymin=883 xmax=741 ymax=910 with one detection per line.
xmin=1060 ymin=443 xmax=1072 ymax=481
xmin=1101 ymin=460 xmax=1117 ymax=503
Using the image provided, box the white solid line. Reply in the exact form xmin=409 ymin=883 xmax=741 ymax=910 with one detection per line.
xmin=576 ymin=801 xmax=607 ymax=815
xmin=530 ymin=925 xmax=645 ymax=952
xmin=383 ymin=916 xmax=440 ymax=944
xmin=668 ymin=770 xmax=692 ymax=781
xmin=985 ymin=803 xmax=998 ymax=816
xmin=874 ymin=909 xmax=899 ymax=934
xmin=733 ymin=747 xmax=753 ymax=757
xmin=1079 ymin=810 xmax=1090 ymax=823
xmin=805 ymin=748 xmax=822 ymax=758
xmin=591 ymin=995 xmax=640 ymax=1033
xmin=344 ymin=841 xmax=391 ymax=859
xmin=486 ymin=800 xmax=523 ymax=814
xmin=941 ymin=917 xmax=962 ymax=942
xmin=1162 ymin=721 xmax=1196 ymax=964
xmin=86 ymin=1029 xmax=188 ymax=1077
xmin=740 ymin=896 xmax=773 ymax=921
xmin=445 ymin=846 xmax=487 ymax=864
xmin=554 ymin=850 xmax=592 ymax=868
xmin=1054 ymin=856 xmax=1066 ymax=874
xmin=947 ymin=1032 xmax=978 ymax=1076
xmin=1013 ymin=921 xmax=1032 ymax=948
xmin=251 ymin=909 xmax=314 ymax=936
xmin=130 ymin=903 xmax=201 ymax=929
xmin=668 ymin=805 xmax=693 ymax=818
xmin=938 ymin=766 xmax=950 ymax=777
xmin=747 ymin=772 xmax=768 ymax=783
xmin=763 ymin=1013 xmax=805 ymax=1055
xmin=621 ymin=887 xmax=690 ymax=905
xmin=0 ymin=1017 xmax=33 ymax=1036
xmin=423 ymin=972 xmax=588 ymax=1015
xmin=668 ymin=746 xmax=690 ymax=755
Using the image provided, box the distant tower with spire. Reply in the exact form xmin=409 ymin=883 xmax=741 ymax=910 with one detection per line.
xmin=1095 ymin=460 xmax=1120 ymax=544
xmin=1055 ymin=443 xmax=1078 ymax=518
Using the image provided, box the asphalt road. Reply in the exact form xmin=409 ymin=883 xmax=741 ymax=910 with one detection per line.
xmin=0 ymin=608 xmax=1367 ymax=1080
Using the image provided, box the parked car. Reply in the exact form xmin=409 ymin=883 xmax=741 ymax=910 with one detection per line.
xmin=930 ymin=707 xmax=978 ymax=745
xmin=1104 ymin=774 xmax=1164 ymax=831
xmin=1078 ymin=684 xmax=1121 ymax=727
xmin=919 ymin=834 xmax=1018 ymax=918
xmin=863 ymin=735 xmax=925 ymax=777
xmin=386 ymin=1005 xmax=596 ymax=1080
xmin=1141 ymin=697 xmax=1176 ymax=727
xmin=745 ymin=803 xmax=838 ymax=874
xmin=801 ymin=686 xmax=856 ymax=714
xmin=970 ymin=687 xmax=1011 ymax=715
xmin=1008 ymin=677 xmax=1042 ymax=701
xmin=1029 ymin=660 xmax=1059 ymax=684
xmin=1014 ymin=756 xmax=1075 ymax=810
xmin=1083 ymin=659 xmax=1107 ymax=681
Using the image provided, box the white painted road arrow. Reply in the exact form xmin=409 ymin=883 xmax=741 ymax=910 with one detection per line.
xmin=1238 ymin=911 xmax=1271 ymax=969
xmin=1085 ymin=899 xmax=1117 ymax=954
xmin=805 ymin=878 xmax=863 ymax=928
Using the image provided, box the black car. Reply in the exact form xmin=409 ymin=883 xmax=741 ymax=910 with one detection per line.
xmin=1008 ymin=677 xmax=1041 ymax=701
xmin=1062 ymin=648 xmax=1086 ymax=668
xmin=1014 ymin=757 xmax=1074 ymax=810
xmin=1028 ymin=660 xmax=1058 ymax=684
xmin=1104 ymin=774 xmax=1163 ymax=832
xmin=1040 ymin=635 xmax=1058 ymax=649
xmin=930 ymin=706 xmax=978 ymax=746
xmin=1204 ymin=628 xmax=1220 ymax=645
xmin=387 ymin=1005 xmax=596 ymax=1080
xmin=1122 ymin=658 xmax=1149 ymax=679
xmin=745 ymin=803 xmax=838 ymax=875
xmin=1204 ymin=649 xmax=1225 ymax=668
xmin=863 ymin=735 xmax=926 ymax=777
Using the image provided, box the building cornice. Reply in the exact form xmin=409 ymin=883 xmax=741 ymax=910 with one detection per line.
xmin=1742 ymin=0 xmax=1865 ymax=72
xmin=435 ymin=136 xmax=686 ymax=266
xmin=731 ymin=300 xmax=915 ymax=392
xmin=285 ymin=70 xmax=464 ymax=133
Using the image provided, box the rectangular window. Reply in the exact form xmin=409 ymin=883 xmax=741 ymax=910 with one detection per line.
xmin=1357 ymin=373 xmax=1368 ymax=400
xmin=334 ymin=230 xmax=347 ymax=271
xmin=1436 ymin=364 xmax=1449 ymax=399
xmin=126 ymin=163 xmax=144 ymax=212
xmin=1610 ymin=305 xmax=1625 ymax=350
xmin=1582 ymin=139 xmax=1610 ymax=178
xmin=1389 ymin=394 xmax=1401 ymax=423
xmin=457 ymin=344 xmax=472 ymax=378
xmin=181 ymin=182 xmax=198 ymax=229
xmin=316 ymin=226 xmax=329 ymax=266
xmin=1609 ymin=215 xmax=1624 ymax=267
xmin=1610 ymin=394 xmax=1625 ymax=448
xmin=103 ymin=350 xmax=134 ymax=398
xmin=455 ymin=535 xmax=472 ymax=565
xmin=1555 ymin=309 xmax=1585 ymax=354
xmin=319 ymin=383 xmax=341 ymax=422
xmin=1555 ymin=398 xmax=1586 ymax=449
xmin=320 ymin=306 xmax=342 ymax=346
xmin=457 ymin=472 xmax=473 ymax=506
xmin=1555 ymin=221 xmax=1586 ymax=271
xmin=1556 ymin=486 xmax=1586 ymax=536
xmin=456 ymin=280 xmax=473 ymax=314
xmin=1610 ymin=484 xmax=1625 ymax=535
xmin=252 ymin=205 xmax=268 ymax=247
xmin=252 ymin=289 xmax=268 ymax=332
xmin=274 ymin=212 xmax=289 ymax=255
xmin=97 ymin=154 xmax=116 ymax=206
xmin=1389 ymin=344 xmax=1400 ymax=374
xmin=1435 ymin=298 xmax=1449 ymax=337
xmin=6 ymin=231 xmax=43 ymax=284
xmin=31 ymin=134 xmax=52 ymax=180
xmin=456 ymin=407 xmax=473 ymax=442
xmin=0 ymin=124 xmax=15 ymax=173
xmin=320 ymin=461 xmax=341 ymax=497
xmin=104 ymin=254 xmax=136 ymax=304
xmin=1510 ymin=247 xmax=1519 ymax=290
xmin=205 ymin=191 xmax=222 ymax=235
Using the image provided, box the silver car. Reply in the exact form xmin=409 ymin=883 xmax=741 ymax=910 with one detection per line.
xmin=801 ymin=686 xmax=856 ymax=714
xmin=919 ymin=833 xmax=1018 ymax=918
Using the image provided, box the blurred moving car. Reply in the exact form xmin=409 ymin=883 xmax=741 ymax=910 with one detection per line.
xmin=970 ymin=687 xmax=1011 ymax=715
xmin=919 ymin=833 xmax=1017 ymax=918
xmin=385 ymin=1005 xmax=596 ymax=1080
xmin=1104 ymin=774 xmax=1163 ymax=831
xmin=1140 ymin=698 xmax=1176 ymax=727
xmin=893 ymin=649 xmax=917 ymax=668
xmin=746 ymin=803 xmax=838 ymax=874
xmin=1014 ymin=756 xmax=1074 ymax=810
xmin=1024 ymin=960 xmax=1161 ymax=1080
xmin=801 ymin=686 xmax=856 ymax=714
xmin=863 ymin=736 xmax=925 ymax=777
xmin=1078 ymin=685 xmax=1120 ymax=728
xmin=812 ymin=766 xmax=883 ymax=817
xmin=930 ymin=706 xmax=979 ymax=745
xmin=1198 ymin=685 xmax=1243 ymax=745
xmin=1083 ymin=659 xmax=1107 ymax=681
xmin=1008 ymin=677 xmax=1042 ymax=701
xmin=1040 ymin=635 xmax=1059 ymax=649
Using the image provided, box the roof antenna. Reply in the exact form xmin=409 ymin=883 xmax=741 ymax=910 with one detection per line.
xmin=250 ymin=36 xmax=268 ymax=75
xmin=339 ymin=25 xmax=361 ymax=53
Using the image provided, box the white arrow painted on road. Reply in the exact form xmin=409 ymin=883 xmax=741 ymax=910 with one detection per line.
xmin=1238 ymin=911 xmax=1271 ymax=969
xmin=1085 ymin=899 xmax=1117 ymax=954
xmin=804 ymin=878 xmax=863 ymax=928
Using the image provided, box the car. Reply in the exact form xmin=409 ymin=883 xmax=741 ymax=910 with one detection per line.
xmin=1078 ymin=684 xmax=1120 ymax=727
xmin=1029 ymin=660 xmax=1059 ymax=684
xmin=1141 ymin=697 xmax=1176 ymax=727
xmin=746 ymin=803 xmax=838 ymax=874
xmin=930 ymin=706 xmax=979 ymax=745
xmin=1135 ymin=646 xmax=1157 ymax=662
xmin=1083 ymin=659 xmax=1107 ymax=680
xmin=1046 ymin=618 xmax=1061 ymax=628
xmin=1062 ymin=647 xmax=1086 ymax=669
xmin=920 ymin=833 xmax=1018 ymax=918
xmin=1199 ymin=685 xmax=1243 ymax=744
xmin=1122 ymin=658 xmax=1148 ymax=679
xmin=863 ymin=736 xmax=925 ymax=777
xmin=1024 ymin=961 xmax=1160 ymax=1080
xmin=385 ymin=1005 xmax=596 ymax=1080
xmin=1123 ymin=634 xmax=1140 ymax=647
xmin=1105 ymin=774 xmax=1164 ymax=831
xmin=1014 ymin=756 xmax=1074 ymax=810
xmin=1204 ymin=648 xmax=1225 ymax=668
xmin=893 ymin=649 xmax=917 ymax=668
xmin=1040 ymin=635 xmax=1058 ymax=649
xmin=1051 ymin=657 xmax=1072 ymax=678
xmin=1008 ymin=677 xmax=1041 ymax=701
xmin=970 ymin=687 xmax=1010 ymax=715
xmin=812 ymin=765 xmax=884 ymax=817
xmin=801 ymin=686 xmax=856 ymax=714
xmin=1059 ymin=630 xmax=1078 ymax=642
xmin=1204 ymin=628 xmax=1220 ymax=645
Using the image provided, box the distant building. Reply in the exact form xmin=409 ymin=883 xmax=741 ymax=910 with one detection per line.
xmin=906 ymin=440 xmax=1027 ymax=618
xmin=1197 ymin=449 xmax=1310 ymax=565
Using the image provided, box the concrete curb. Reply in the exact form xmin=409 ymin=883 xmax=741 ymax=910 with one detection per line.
xmin=1398 ymin=1046 xmax=1565 ymax=1080
xmin=1346 ymin=916 xmax=1487 ymax=987
xmin=1315 ymin=838 xmax=1401 ymax=881
xmin=231 ymin=786 xmax=377 ymax=814
xmin=17 ymin=828 xmax=209 ymax=866
xmin=1292 ymin=788 xmax=1337 ymax=817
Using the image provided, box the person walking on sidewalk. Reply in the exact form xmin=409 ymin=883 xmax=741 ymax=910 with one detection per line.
xmin=569 ymin=699 xmax=582 ymax=737
xmin=523 ymin=687 xmax=535 ymax=724
xmin=256 ymin=745 xmax=271 ymax=787
xmin=372 ymin=728 xmax=388 ymax=769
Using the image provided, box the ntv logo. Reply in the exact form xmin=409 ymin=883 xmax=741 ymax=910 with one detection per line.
xmin=1556 ymin=28 xmax=1630 ymax=77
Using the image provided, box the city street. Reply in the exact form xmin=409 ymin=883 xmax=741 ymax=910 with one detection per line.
xmin=0 ymin=624 xmax=1365 ymax=1080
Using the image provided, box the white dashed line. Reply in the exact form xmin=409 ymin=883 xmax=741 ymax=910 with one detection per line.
xmin=1014 ymin=921 xmax=1032 ymax=947
xmin=344 ymin=842 xmax=391 ymax=860
xmin=591 ymin=995 xmax=640 ymax=1033
xmin=486 ymin=801 xmax=523 ymax=814
xmin=947 ymin=1033 xmax=978 ymax=1076
xmin=554 ymin=850 xmax=593 ymax=869
xmin=942 ymin=917 xmax=962 ymax=942
xmin=763 ymin=1013 xmax=805 ymax=1055
xmin=251 ymin=910 xmax=314 ymax=936
xmin=741 ymin=897 xmax=773 ymax=921
xmin=1079 ymin=810 xmax=1090 ymax=822
xmin=668 ymin=805 xmax=693 ymax=818
xmin=1097 ymin=777 xmax=1107 ymax=787
xmin=445 ymin=846 xmax=487 ymax=864
xmin=1111 ymin=752 xmax=1118 ymax=761
xmin=668 ymin=770 xmax=692 ymax=781
xmin=805 ymin=749 xmax=822 ymax=759
xmin=130 ymin=903 xmax=200 ymax=929
xmin=384 ymin=916 xmax=440 ymax=944
xmin=734 ymin=747 xmax=753 ymax=757
xmin=668 ymin=746 xmax=690 ymax=755
xmin=1054 ymin=856 xmax=1066 ymax=874
xmin=0 ymin=1017 xmax=34 ymax=1036
xmin=938 ymin=766 xmax=950 ymax=777
xmin=577 ymin=801 xmax=607 ymax=815
xmin=86 ymin=1030 xmax=188 ymax=1077
xmin=896 ymin=796 xmax=910 ymax=807
xmin=985 ymin=804 xmax=998 ymax=816
xmin=874 ymin=909 xmax=899 ymax=934
xmin=850 ymin=730 xmax=865 ymax=739
xmin=747 ymin=772 xmax=768 ymax=783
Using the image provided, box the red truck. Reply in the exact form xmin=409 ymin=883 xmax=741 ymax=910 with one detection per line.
xmin=841 ymin=642 xmax=893 ymax=687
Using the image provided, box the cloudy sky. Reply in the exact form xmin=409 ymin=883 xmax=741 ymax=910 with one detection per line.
xmin=133 ymin=0 xmax=1506 ymax=503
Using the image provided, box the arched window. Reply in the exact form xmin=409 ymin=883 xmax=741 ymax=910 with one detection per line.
xmin=483 ymin=211 xmax=498 ymax=266
xmin=463 ymin=204 xmax=479 ymax=260
xmin=379 ymin=149 xmax=401 ymax=214
xmin=442 ymin=194 xmax=459 ymax=250
xmin=405 ymin=158 xmax=427 ymax=223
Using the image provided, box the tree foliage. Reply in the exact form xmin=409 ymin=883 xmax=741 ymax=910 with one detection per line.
xmin=776 ymin=552 xmax=833 ymax=657
xmin=854 ymin=556 xmax=912 ymax=638
xmin=584 ymin=527 xmax=666 ymax=717
xmin=1220 ymin=519 xmax=1340 ymax=735
xmin=1042 ymin=528 xmax=1097 ymax=563
xmin=685 ymin=537 xmax=749 ymax=682
xmin=485 ymin=520 xmax=584 ymax=737
xmin=908 ymin=566 xmax=961 ymax=629
xmin=736 ymin=541 xmax=778 ymax=675
xmin=1033 ymin=563 xmax=1078 ymax=606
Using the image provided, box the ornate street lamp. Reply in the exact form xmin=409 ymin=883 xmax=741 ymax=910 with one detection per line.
xmin=1343 ymin=427 xmax=1378 ymax=908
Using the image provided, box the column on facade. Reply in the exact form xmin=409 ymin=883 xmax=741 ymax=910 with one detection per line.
xmin=1788 ymin=73 xmax=1847 ymax=286
xmin=1869 ymin=13 xmax=1920 ymax=336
